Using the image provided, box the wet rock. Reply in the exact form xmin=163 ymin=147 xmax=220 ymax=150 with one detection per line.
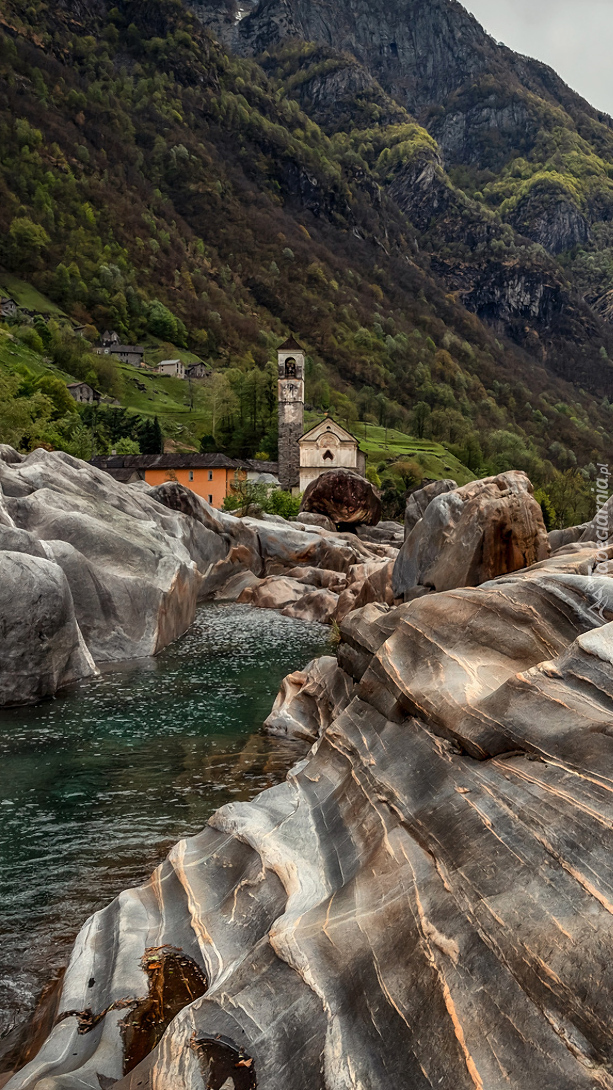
xmin=393 ymin=470 xmax=549 ymax=599
xmin=300 ymin=469 xmax=382 ymax=527
xmin=0 ymin=551 xmax=96 ymax=706
xmin=214 ymin=570 xmax=262 ymax=601
xmin=404 ymin=478 xmax=457 ymax=536
xmin=264 ymin=656 xmax=354 ymax=741
xmin=281 ymin=587 xmax=339 ymax=624
xmin=240 ymin=576 xmax=307 ymax=611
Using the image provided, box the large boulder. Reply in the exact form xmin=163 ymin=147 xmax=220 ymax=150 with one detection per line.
xmin=404 ymin=478 xmax=457 ymax=536
xmin=300 ymin=469 xmax=382 ymax=527
xmin=393 ymin=470 xmax=550 ymax=599
xmin=0 ymin=551 xmax=96 ymax=705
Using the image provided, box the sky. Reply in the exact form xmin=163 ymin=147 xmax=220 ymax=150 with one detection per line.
xmin=462 ymin=0 xmax=613 ymax=115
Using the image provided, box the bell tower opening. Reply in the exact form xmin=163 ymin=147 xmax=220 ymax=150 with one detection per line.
xmin=285 ymin=358 xmax=297 ymax=378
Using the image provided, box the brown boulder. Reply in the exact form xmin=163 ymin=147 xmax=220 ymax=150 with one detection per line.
xmin=300 ymin=469 xmax=381 ymax=527
xmin=393 ymin=470 xmax=550 ymax=599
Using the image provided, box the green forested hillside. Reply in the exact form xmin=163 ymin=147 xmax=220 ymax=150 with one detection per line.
xmin=0 ymin=0 xmax=609 ymax=526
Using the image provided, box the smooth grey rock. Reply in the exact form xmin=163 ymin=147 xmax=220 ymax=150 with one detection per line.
xmin=404 ymin=478 xmax=457 ymax=536
xmin=0 ymin=551 xmax=96 ymax=706
xmin=281 ymin=587 xmax=339 ymax=624
xmin=393 ymin=470 xmax=550 ymax=598
xmin=291 ymin=512 xmax=336 ymax=532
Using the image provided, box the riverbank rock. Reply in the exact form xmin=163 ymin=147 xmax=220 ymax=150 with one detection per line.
xmin=0 ymin=551 xmax=96 ymax=706
xmin=404 ymin=478 xmax=457 ymax=535
xmin=12 ymin=544 xmax=613 ymax=1090
xmin=264 ymin=656 xmax=354 ymax=741
xmin=300 ymin=468 xmax=382 ymax=526
xmin=393 ymin=470 xmax=549 ymax=599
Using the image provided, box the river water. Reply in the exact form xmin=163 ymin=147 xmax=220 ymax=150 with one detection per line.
xmin=0 ymin=604 xmax=330 ymax=1047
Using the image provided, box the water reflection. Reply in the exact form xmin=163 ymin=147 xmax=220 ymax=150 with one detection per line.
xmin=0 ymin=604 xmax=330 ymax=1040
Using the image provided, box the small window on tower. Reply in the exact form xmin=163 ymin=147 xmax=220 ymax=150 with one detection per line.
xmin=189 ymin=470 xmax=194 ymax=481
xmin=323 ymin=449 xmax=334 ymax=461
xmin=285 ymin=358 xmax=297 ymax=377
xmin=208 ymin=494 xmax=213 ymax=504
xmin=208 ymin=471 xmax=213 ymax=481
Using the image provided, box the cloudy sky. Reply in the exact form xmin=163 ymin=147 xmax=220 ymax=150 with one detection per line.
xmin=462 ymin=0 xmax=613 ymax=115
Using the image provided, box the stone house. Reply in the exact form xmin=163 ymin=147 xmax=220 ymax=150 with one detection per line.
xmin=0 ymin=297 xmax=17 ymax=319
xmin=67 ymin=382 xmax=99 ymax=404
xmin=186 ymin=362 xmax=212 ymax=379
xmin=158 ymin=359 xmax=185 ymax=378
xmin=97 ymin=343 xmax=145 ymax=366
xmin=299 ymin=417 xmax=366 ymax=493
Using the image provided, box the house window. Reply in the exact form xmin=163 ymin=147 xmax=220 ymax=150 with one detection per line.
xmin=323 ymin=449 xmax=334 ymax=461
xmin=208 ymin=471 xmax=213 ymax=481
xmin=189 ymin=470 xmax=194 ymax=481
xmin=208 ymin=494 xmax=213 ymax=504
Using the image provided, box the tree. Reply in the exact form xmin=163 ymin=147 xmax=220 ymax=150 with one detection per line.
xmin=139 ymin=415 xmax=164 ymax=454
xmin=412 ymin=402 xmax=431 ymax=439
xmin=7 ymin=216 xmax=50 ymax=271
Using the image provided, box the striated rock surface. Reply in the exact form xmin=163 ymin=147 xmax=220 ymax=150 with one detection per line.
xmin=393 ymin=469 xmax=550 ymax=599
xmin=300 ymin=469 xmax=382 ymax=527
xmin=12 ymin=538 xmax=613 ymax=1090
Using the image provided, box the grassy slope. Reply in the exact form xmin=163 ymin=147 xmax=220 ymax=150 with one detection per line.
xmin=0 ymin=273 xmax=65 ymax=316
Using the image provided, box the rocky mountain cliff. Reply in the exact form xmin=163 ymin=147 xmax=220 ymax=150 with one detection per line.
xmin=189 ymin=0 xmax=613 ymax=374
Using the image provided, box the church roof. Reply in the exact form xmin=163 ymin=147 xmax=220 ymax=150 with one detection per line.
xmin=300 ymin=416 xmax=362 ymax=446
xmin=279 ymin=335 xmax=303 ymax=352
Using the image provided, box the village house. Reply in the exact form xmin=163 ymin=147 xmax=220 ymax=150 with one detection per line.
xmin=186 ymin=362 xmax=212 ymax=379
xmin=91 ymin=454 xmax=279 ymax=508
xmin=67 ymin=381 xmax=100 ymax=404
xmin=298 ymin=418 xmax=366 ymax=493
xmin=101 ymin=330 xmax=120 ymax=347
xmin=0 ymin=296 xmax=17 ymax=319
xmin=96 ymin=343 xmax=145 ymax=367
xmin=158 ymin=359 xmax=185 ymax=378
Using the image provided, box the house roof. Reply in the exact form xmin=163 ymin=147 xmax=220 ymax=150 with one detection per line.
xmin=300 ymin=417 xmax=361 ymax=446
xmin=159 ymin=359 xmax=182 ymax=366
xmin=107 ymin=344 xmax=144 ymax=354
xmin=67 ymin=381 xmax=93 ymax=389
xmin=92 ymin=454 xmax=279 ymax=473
xmin=278 ymin=335 xmax=303 ymax=352
xmin=0 ymin=296 xmax=15 ymax=304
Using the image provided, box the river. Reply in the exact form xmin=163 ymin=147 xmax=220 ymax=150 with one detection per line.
xmin=0 ymin=603 xmax=330 ymax=1051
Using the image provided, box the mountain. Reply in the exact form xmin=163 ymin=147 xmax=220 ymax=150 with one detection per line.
xmin=0 ymin=0 xmax=611 ymax=523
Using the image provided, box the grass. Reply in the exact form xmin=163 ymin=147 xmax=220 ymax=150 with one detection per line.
xmin=0 ymin=273 xmax=66 ymax=316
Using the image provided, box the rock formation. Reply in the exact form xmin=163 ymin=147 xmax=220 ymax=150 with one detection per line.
xmin=0 ymin=451 xmax=395 ymax=705
xmin=300 ymin=468 xmax=382 ymax=527
xmin=10 ymin=526 xmax=613 ymax=1090
xmin=393 ymin=470 xmax=550 ymax=599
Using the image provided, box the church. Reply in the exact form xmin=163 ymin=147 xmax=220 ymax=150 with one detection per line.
xmin=277 ymin=337 xmax=365 ymax=493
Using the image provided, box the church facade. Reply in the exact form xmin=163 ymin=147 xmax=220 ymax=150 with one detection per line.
xmin=299 ymin=418 xmax=366 ymax=494
xmin=276 ymin=337 xmax=365 ymax=492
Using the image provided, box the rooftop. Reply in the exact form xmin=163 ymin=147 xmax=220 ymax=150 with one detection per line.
xmin=92 ymin=454 xmax=279 ymax=472
xmin=278 ymin=335 xmax=303 ymax=352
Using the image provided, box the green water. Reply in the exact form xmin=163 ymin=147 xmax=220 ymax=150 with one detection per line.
xmin=0 ymin=604 xmax=330 ymax=1041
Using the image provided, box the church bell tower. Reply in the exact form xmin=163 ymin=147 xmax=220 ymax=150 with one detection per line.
xmin=277 ymin=336 xmax=305 ymax=492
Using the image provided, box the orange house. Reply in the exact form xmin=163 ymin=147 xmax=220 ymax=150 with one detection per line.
xmin=91 ymin=454 xmax=277 ymax=509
